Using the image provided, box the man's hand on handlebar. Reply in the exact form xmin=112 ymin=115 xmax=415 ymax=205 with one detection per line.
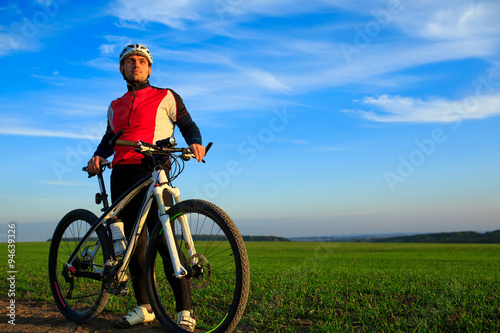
xmin=189 ymin=143 xmax=206 ymax=162
xmin=87 ymin=156 xmax=109 ymax=175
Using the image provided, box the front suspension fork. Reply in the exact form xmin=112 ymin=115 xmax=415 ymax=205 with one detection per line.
xmin=155 ymin=183 xmax=197 ymax=278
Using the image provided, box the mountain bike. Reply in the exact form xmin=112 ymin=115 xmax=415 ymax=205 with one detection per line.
xmin=48 ymin=133 xmax=250 ymax=333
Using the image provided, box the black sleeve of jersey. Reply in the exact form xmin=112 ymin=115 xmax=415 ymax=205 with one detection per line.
xmin=171 ymin=90 xmax=203 ymax=145
xmin=93 ymin=123 xmax=115 ymax=158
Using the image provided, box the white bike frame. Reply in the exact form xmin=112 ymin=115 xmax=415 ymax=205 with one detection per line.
xmin=66 ymin=155 xmax=197 ymax=283
xmin=105 ymin=166 xmax=197 ymax=280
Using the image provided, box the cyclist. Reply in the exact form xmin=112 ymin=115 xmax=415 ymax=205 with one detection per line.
xmin=87 ymin=43 xmax=204 ymax=331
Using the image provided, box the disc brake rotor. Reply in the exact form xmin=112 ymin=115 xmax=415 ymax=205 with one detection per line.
xmin=187 ymin=253 xmax=210 ymax=289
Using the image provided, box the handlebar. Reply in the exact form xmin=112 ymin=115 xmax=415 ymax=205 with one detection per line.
xmin=109 ymin=129 xmax=125 ymax=146
xmin=110 ymin=130 xmax=208 ymax=160
xmin=84 ymin=134 xmax=212 ymax=176
xmin=115 ymin=139 xmax=138 ymax=147
xmin=114 ymin=136 xmax=211 ymax=163
xmin=82 ymin=160 xmax=111 ymax=178
xmin=82 ymin=160 xmax=111 ymax=173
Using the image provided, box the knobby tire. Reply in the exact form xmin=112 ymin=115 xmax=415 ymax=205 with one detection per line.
xmin=145 ymin=199 xmax=250 ymax=333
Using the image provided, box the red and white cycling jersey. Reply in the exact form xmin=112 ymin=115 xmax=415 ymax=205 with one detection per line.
xmin=95 ymin=81 xmax=201 ymax=166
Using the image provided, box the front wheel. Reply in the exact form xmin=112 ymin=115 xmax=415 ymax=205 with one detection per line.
xmin=48 ymin=209 xmax=111 ymax=323
xmin=146 ymin=199 xmax=250 ymax=333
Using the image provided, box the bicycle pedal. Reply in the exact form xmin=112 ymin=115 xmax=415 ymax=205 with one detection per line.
xmin=114 ymin=280 xmax=130 ymax=296
xmin=118 ymin=287 xmax=129 ymax=296
xmin=114 ymin=285 xmax=129 ymax=296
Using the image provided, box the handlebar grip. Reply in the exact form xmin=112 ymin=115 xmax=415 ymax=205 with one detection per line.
xmin=115 ymin=139 xmax=138 ymax=147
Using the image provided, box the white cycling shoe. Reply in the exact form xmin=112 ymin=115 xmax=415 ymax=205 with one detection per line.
xmin=177 ymin=310 xmax=196 ymax=332
xmin=114 ymin=305 xmax=155 ymax=328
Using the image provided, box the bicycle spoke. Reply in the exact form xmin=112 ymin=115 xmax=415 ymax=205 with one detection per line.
xmin=49 ymin=209 xmax=111 ymax=323
xmin=146 ymin=200 xmax=249 ymax=333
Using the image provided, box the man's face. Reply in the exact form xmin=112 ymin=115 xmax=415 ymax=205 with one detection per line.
xmin=120 ymin=55 xmax=151 ymax=83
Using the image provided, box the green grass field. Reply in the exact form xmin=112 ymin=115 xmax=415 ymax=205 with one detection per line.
xmin=1 ymin=241 xmax=499 ymax=332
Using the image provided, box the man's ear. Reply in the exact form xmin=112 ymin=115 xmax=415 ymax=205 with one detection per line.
xmin=120 ymin=65 xmax=124 ymax=74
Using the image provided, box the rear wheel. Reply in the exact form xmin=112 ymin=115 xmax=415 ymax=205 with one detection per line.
xmin=146 ymin=199 xmax=250 ymax=332
xmin=48 ymin=209 xmax=111 ymax=323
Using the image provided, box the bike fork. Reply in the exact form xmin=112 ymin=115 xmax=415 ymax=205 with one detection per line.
xmin=156 ymin=181 xmax=197 ymax=278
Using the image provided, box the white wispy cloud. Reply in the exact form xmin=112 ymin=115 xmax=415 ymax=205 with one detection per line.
xmin=0 ymin=105 xmax=108 ymax=140
xmin=1 ymin=1 xmax=72 ymax=57
xmin=343 ymin=92 xmax=500 ymax=123
xmin=84 ymin=57 xmax=117 ymax=72
xmin=0 ymin=127 xmax=102 ymax=140
xmin=107 ymin=0 xmax=500 ymax=40
xmin=100 ymin=0 xmax=500 ymax=119
xmin=114 ymin=4 xmax=496 ymax=92
xmin=38 ymin=180 xmax=93 ymax=186
xmin=107 ymin=0 xmax=205 ymax=29
xmin=0 ymin=31 xmax=34 ymax=56
xmin=392 ymin=0 xmax=500 ymax=41
xmin=313 ymin=145 xmax=355 ymax=152
xmin=99 ymin=35 xmax=132 ymax=55
xmin=271 ymin=37 xmax=495 ymax=95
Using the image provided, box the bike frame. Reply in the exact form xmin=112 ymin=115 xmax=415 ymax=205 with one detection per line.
xmin=65 ymin=163 xmax=197 ymax=284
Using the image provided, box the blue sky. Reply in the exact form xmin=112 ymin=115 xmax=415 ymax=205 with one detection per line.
xmin=1 ymin=0 xmax=499 ymax=241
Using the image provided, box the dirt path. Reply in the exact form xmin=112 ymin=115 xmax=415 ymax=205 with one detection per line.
xmin=1 ymin=297 xmax=256 ymax=333
xmin=0 ymin=296 xmax=166 ymax=333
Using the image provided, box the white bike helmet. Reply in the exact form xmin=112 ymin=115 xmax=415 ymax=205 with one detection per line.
xmin=119 ymin=44 xmax=153 ymax=65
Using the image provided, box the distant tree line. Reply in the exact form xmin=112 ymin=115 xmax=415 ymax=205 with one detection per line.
xmin=48 ymin=235 xmax=292 ymax=242
xmin=370 ymin=230 xmax=500 ymax=243
xmin=193 ymin=235 xmax=291 ymax=242
xmin=242 ymin=235 xmax=291 ymax=242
